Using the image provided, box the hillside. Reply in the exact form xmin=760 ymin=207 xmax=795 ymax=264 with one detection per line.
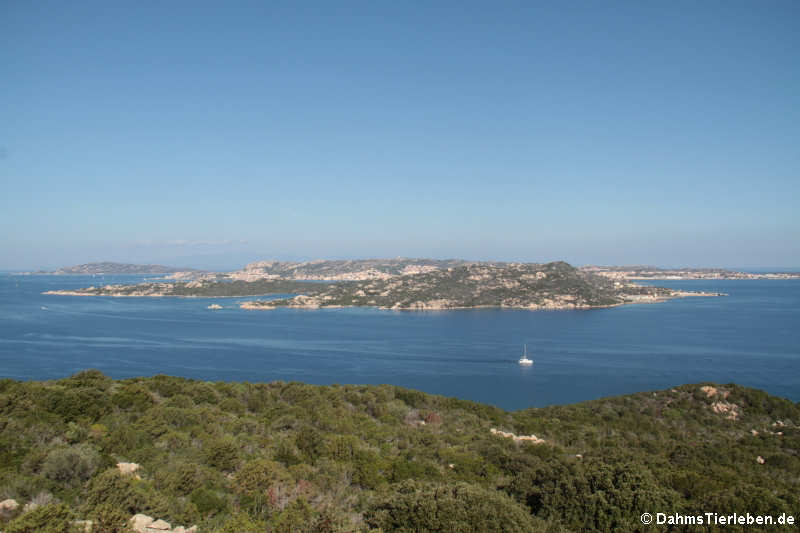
xmin=243 ymin=261 xmax=718 ymax=310
xmin=0 ymin=373 xmax=797 ymax=532
xmin=228 ymin=258 xmax=483 ymax=281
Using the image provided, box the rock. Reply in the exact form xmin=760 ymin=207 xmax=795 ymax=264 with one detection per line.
xmin=0 ymin=499 xmax=19 ymax=519
xmin=74 ymin=519 xmax=94 ymax=532
xmin=490 ymin=428 xmax=546 ymax=445
xmin=130 ymin=514 xmax=154 ymax=532
xmin=700 ymin=385 xmax=718 ymax=397
xmin=146 ymin=519 xmax=171 ymax=530
xmin=117 ymin=462 xmax=141 ymax=476
xmin=173 ymin=527 xmax=186 ymax=533
xmin=756 ymin=456 xmax=765 ymax=464
xmin=0 ymin=499 xmax=18 ymax=512
xmin=711 ymin=401 xmax=740 ymax=420
xmin=187 ymin=527 xmax=198 ymax=533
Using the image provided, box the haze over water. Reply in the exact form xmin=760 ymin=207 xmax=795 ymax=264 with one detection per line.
xmin=2 ymin=274 xmax=798 ymax=410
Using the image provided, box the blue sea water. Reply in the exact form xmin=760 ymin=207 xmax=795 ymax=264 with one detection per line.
xmin=0 ymin=274 xmax=798 ymax=411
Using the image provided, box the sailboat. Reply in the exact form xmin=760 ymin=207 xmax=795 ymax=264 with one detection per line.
xmin=518 ymin=344 xmax=533 ymax=365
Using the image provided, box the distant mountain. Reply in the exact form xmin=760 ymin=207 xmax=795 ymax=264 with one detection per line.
xmin=39 ymin=262 xmax=203 ymax=275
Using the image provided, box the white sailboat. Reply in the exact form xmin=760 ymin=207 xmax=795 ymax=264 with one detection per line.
xmin=518 ymin=344 xmax=533 ymax=365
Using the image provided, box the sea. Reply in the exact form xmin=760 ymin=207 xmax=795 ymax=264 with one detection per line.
xmin=1 ymin=274 xmax=798 ymax=411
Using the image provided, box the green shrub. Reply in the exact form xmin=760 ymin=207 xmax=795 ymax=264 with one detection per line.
xmin=219 ymin=397 xmax=245 ymax=415
xmin=84 ymin=469 xmax=151 ymax=515
xmin=270 ymin=498 xmax=317 ymax=533
xmin=232 ymin=459 xmax=291 ymax=498
xmin=212 ymin=512 xmax=264 ymax=533
xmin=41 ymin=444 xmax=100 ymax=486
xmin=190 ymin=487 xmax=228 ymax=517
xmin=64 ymin=370 xmax=112 ymax=391
xmin=155 ymin=462 xmax=212 ymax=495
xmin=365 ymin=480 xmax=536 ymax=533
xmin=111 ymin=383 xmax=155 ymax=411
xmin=4 ymin=503 xmax=77 ymax=533
xmin=88 ymin=503 xmax=134 ymax=533
xmin=202 ymin=438 xmax=239 ymax=471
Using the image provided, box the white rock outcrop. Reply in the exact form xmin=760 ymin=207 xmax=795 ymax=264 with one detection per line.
xmin=130 ymin=514 xmax=155 ymax=532
xmin=146 ymin=518 xmax=171 ymax=531
xmin=117 ymin=462 xmax=141 ymax=477
xmin=130 ymin=513 xmax=197 ymax=533
xmin=490 ymin=428 xmax=546 ymax=445
xmin=0 ymin=498 xmax=18 ymax=518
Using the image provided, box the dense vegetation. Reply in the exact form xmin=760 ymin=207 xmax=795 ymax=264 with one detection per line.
xmin=1 ymin=372 xmax=797 ymax=532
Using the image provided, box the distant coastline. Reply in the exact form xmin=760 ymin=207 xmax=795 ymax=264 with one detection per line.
xmin=24 ymin=261 xmax=205 ymax=276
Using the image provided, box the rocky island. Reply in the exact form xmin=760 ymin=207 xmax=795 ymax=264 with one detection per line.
xmin=43 ymin=259 xmax=723 ymax=309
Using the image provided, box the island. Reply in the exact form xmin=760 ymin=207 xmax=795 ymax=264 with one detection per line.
xmin=581 ymin=265 xmax=800 ymax=280
xmin=28 ymin=262 xmax=206 ymax=276
xmin=0 ymin=372 xmax=796 ymax=532
xmin=43 ymin=260 xmax=722 ymax=309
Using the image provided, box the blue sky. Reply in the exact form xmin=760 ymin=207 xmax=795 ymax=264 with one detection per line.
xmin=1 ymin=1 xmax=798 ymax=270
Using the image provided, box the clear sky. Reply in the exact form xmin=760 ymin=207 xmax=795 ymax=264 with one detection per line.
xmin=1 ymin=1 xmax=798 ymax=270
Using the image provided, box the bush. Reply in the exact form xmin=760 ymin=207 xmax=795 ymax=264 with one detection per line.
xmin=213 ymin=512 xmax=264 ymax=533
xmin=111 ymin=383 xmax=155 ymax=411
xmin=155 ymin=462 xmax=212 ymax=495
xmin=42 ymin=387 xmax=111 ymax=422
xmin=364 ymin=480 xmax=536 ymax=533
xmin=190 ymin=487 xmax=228 ymax=517
xmin=64 ymin=370 xmax=112 ymax=391
xmin=4 ymin=503 xmax=76 ymax=533
xmin=84 ymin=469 xmax=151 ymax=515
xmin=41 ymin=444 xmax=100 ymax=486
xmin=232 ymin=459 xmax=291 ymax=498
xmin=202 ymin=438 xmax=239 ymax=471
xmin=89 ymin=503 xmax=135 ymax=533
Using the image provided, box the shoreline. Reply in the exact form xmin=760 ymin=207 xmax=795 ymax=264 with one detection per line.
xmin=240 ymin=290 xmax=725 ymax=311
xmin=43 ymin=289 xmax=725 ymax=309
xmin=41 ymin=290 xmax=292 ymax=299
